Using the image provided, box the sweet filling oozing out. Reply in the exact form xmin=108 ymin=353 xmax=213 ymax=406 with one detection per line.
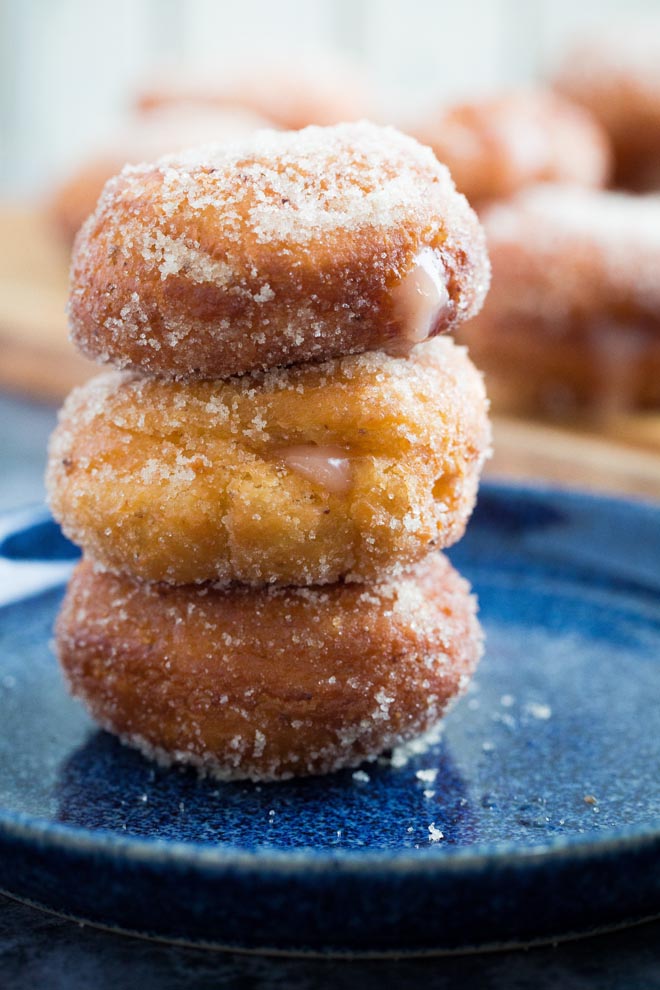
xmin=389 ymin=247 xmax=451 ymax=353
xmin=278 ymin=444 xmax=353 ymax=494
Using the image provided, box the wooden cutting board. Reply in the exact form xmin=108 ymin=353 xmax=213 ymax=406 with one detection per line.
xmin=1 ymin=204 xmax=659 ymax=498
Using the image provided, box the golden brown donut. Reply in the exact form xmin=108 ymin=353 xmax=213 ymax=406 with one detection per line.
xmin=68 ymin=122 xmax=490 ymax=380
xmin=48 ymin=107 xmax=271 ymax=245
xmin=55 ymin=553 xmax=482 ymax=781
xmin=554 ymin=27 xmax=660 ymax=191
xmin=462 ymin=184 xmax=660 ymax=416
xmin=411 ymin=90 xmax=611 ymax=207
xmin=134 ymin=55 xmax=375 ymax=132
xmin=46 ymin=336 xmax=491 ymax=586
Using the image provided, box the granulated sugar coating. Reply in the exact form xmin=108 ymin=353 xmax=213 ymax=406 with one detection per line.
xmin=55 ymin=553 xmax=483 ymax=782
xmin=68 ymin=121 xmax=490 ymax=380
xmin=462 ymin=184 xmax=660 ymax=414
xmin=47 ymin=336 xmax=491 ymax=587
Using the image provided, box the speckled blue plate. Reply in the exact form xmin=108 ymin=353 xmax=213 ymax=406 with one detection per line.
xmin=0 ymin=482 xmax=659 ymax=956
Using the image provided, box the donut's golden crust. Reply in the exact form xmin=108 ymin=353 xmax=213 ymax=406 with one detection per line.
xmin=46 ymin=337 xmax=491 ymax=586
xmin=412 ymin=91 xmax=611 ymax=206
xmin=463 ymin=185 xmax=660 ymax=414
xmin=68 ymin=122 xmax=490 ymax=380
xmin=56 ymin=554 xmax=482 ymax=781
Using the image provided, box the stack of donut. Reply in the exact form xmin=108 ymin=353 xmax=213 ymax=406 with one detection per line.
xmin=47 ymin=122 xmax=492 ymax=781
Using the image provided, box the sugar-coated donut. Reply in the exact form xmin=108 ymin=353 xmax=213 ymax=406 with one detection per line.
xmin=554 ymin=27 xmax=660 ymax=191
xmin=55 ymin=553 xmax=482 ymax=781
xmin=47 ymin=336 xmax=490 ymax=587
xmin=412 ymin=90 xmax=611 ymax=207
xmin=463 ymin=185 xmax=660 ymax=415
xmin=49 ymin=107 xmax=271 ymax=245
xmin=135 ymin=55 xmax=375 ymax=132
xmin=68 ymin=122 xmax=490 ymax=380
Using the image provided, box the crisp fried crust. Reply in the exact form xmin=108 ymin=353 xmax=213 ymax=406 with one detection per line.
xmin=68 ymin=122 xmax=490 ymax=379
xmin=47 ymin=336 xmax=491 ymax=586
xmin=56 ymin=553 xmax=482 ymax=781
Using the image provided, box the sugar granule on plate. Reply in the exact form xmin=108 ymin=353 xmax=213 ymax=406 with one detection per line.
xmin=352 ymin=770 xmax=370 ymax=783
xmin=525 ymin=702 xmax=552 ymax=720
xmin=428 ymin=823 xmax=444 ymax=842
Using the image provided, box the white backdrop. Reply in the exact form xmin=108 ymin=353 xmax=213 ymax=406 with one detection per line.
xmin=2 ymin=0 xmax=660 ymax=195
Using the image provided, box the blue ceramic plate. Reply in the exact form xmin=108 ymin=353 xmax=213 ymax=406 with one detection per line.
xmin=0 ymin=483 xmax=659 ymax=956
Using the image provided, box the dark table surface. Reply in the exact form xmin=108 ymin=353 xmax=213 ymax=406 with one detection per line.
xmin=2 ymin=392 xmax=660 ymax=989
xmin=3 ymin=893 xmax=660 ymax=990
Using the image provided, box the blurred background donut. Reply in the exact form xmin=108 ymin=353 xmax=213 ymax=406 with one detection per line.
xmin=48 ymin=106 xmax=272 ymax=245
xmin=134 ymin=53 xmax=376 ymax=131
xmin=462 ymin=185 xmax=660 ymax=418
xmin=410 ymin=89 xmax=611 ymax=207
xmin=553 ymin=23 xmax=660 ymax=192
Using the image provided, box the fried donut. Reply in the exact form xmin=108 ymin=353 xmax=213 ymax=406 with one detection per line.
xmin=463 ymin=185 xmax=660 ymax=415
xmin=68 ymin=122 xmax=490 ymax=380
xmin=49 ymin=107 xmax=271 ymax=245
xmin=46 ymin=336 xmax=490 ymax=587
xmin=135 ymin=55 xmax=375 ymax=132
xmin=554 ymin=26 xmax=660 ymax=191
xmin=55 ymin=553 xmax=482 ymax=781
xmin=411 ymin=90 xmax=611 ymax=207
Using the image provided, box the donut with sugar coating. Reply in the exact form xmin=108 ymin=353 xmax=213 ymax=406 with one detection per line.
xmin=55 ymin=553 xmax=482 ymax=781
xmin=46 ymin=336 xmax=491 ymax=587
xmin=553 ymin=27 xmax=660 ymax=191
xmin=412 ymin=90 xmax=611 ymax=207
xmin=463 ymin=184 xmax=660 ymax=414
xmin=68 ymin=121 xmax=490 ymax=380
xmin=134 ymin=55 xmax=375 ymax=132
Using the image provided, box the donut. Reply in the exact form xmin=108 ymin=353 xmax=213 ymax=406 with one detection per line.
xmin=462 ymin=185 xmax=660 ymax=415
xmin=554 ymin=26 xmax=660 ymax=191
xmin=49 ymin=107 xmax=270 ymax=245
xmin=134 ymin=55 xmax=375 ymax=131
xmin=46 ymin=336 xmax=491 ymax=587
xmin=411 ymin=90 xmax=611 ymax=207
xmin=55 ymin=553 xmax=482 ymax=781
xmin=68 ymin=122 xmax=490 ymax=380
